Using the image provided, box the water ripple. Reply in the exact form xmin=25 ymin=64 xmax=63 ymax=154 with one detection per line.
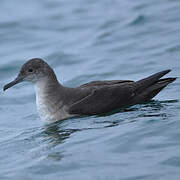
xmin=0 ymin=0 xmax=180 ymax=179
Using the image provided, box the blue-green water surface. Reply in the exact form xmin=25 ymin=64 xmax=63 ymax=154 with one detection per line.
xmin=0 ymin=0 xmax=180 ymax=179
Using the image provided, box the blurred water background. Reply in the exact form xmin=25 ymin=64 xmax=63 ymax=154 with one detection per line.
xmin=0 ymin=0 xmax=180 ymax=179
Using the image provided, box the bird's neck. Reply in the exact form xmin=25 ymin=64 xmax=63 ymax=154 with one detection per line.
xmin=35 ymin=77 xmax=59 ymax=95
xmin=34 ymin=75 xmax=65 ymax=122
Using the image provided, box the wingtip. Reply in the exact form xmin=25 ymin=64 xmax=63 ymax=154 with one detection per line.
xmin=169 ymin=77 xmax=177 ymax=82
xmin=172 ymin=77 xmax=177 ymax=81
xmin=164 ymin=69 xmax=171 ymax=73
xmin=158 ymin=69 xmax=172 ymax=77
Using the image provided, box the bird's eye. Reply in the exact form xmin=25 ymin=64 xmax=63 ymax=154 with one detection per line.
xmin=28 ymin=69 xmax=33 ymax=72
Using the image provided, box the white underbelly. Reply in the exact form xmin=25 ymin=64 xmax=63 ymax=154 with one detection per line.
xmin=36 ymin=95 xmax=73 ymax=123
xmin=34 ymin=81 xmax=75 ymax=123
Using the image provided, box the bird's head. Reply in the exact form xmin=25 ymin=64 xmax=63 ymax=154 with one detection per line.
xmin=3 ymin=58 xmax=54 ymax=91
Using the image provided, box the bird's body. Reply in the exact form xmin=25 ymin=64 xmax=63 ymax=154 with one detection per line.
xmin=3 ymin=58 xmax=176 ymax=123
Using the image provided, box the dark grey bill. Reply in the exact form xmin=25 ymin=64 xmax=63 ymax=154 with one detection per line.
xmin=3 ymin=76 xmax=23 ymax=91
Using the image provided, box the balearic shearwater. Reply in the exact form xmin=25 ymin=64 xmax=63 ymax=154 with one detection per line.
xmin=3 ymin=58 xmax=176 ymax=122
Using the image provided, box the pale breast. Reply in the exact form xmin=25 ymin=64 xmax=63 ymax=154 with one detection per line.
xmin=36 ymin=95 xmax=52 ymax=122
xmin=36 ymin=94 xmax=75 ymax=122
xmin=34 ymin=81 xmax=74 ymax=122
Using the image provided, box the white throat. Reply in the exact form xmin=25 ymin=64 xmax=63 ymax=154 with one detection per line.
xmin=34 ymin=79 xmax=53 ymax=122
xmin=34 ymin=79 xmax=47 ymax=98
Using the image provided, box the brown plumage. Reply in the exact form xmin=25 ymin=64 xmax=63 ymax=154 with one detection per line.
xmin=3 ymin=58 xmax=176 ymax=122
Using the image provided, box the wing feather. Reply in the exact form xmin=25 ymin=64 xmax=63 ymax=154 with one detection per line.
xmin=69 ymin=83 xmax=135 ymax=115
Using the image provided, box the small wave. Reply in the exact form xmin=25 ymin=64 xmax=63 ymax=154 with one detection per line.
xmin=128 ymin=14 xmax=147 ymax=26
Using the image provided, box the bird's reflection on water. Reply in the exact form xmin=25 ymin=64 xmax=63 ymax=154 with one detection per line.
xmin=35 ymin=99 xmax=178 ymax=161
xmin=42 ymin=121 xmax=77 ymax=145
xmin=34 ymin=121 xmax=77 ymax=161
xmin=95 ymin=99 xmax=178 ymax=126
xmin=41 ymin=99 xmax=178 ymax=142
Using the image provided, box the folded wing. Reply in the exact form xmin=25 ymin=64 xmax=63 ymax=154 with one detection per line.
xmin=68 ymin=70 xmax=176 ymax=116
xmin=69 ymin=81 xmax=135 ymax=115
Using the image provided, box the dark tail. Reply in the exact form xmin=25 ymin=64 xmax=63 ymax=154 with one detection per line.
xmin=132 ymin=70 xmax=176 ymax=104
xmin=135 ymin=69 xmax=171 ymax=91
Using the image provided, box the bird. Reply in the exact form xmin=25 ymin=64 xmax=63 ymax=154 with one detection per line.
xmin=3 ymin=58 xmax=176 ymax=123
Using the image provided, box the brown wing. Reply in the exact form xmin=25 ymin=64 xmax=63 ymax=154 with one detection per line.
xmin=79 ymin=80 xmax=134 ymax=88
xmin=69 ymin=82 xmax=135 ymax=115
xmin=69 ymin=70 xmax=175 ymax=115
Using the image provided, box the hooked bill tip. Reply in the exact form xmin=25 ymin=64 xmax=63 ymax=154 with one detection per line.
xmin=3 ymin=84 xmax=10 ymax=91
xmin=3 ymin=85 xmax=8 ymax=91
xmin=3 ymin=77 xmax=23 ymax=92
